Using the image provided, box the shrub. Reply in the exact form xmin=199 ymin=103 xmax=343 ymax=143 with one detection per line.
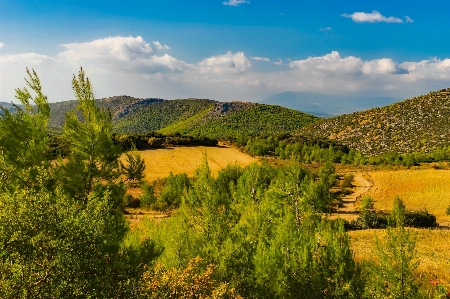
xmin=359 ymin=195 xmax=375 ymax=212
xmin=124 ymin=193 xmax=140 ymax=208
xmin=139 ymin=182 xmax=157 ymax=209
xmin=348 ymin=210 xmax=388 ymax=230
xmin=340 ymin=173 xmax=354 ymax=189
xmin=404 ymin=210 xmax=438 ymax=228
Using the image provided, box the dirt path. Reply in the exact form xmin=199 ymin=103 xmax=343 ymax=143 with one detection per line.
xmin=330 ymin=173 xmax=373 ymax=221
xmin=340 ymin=173 xmax=373 ymax=212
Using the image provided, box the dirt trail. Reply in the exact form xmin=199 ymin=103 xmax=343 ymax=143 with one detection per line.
xmin=330 ymin=173 xmax=373 ymax=221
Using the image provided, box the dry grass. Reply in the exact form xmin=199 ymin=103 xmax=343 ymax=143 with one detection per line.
xmin=367 ymin=169 xmax=450 ymax=224
xmin=349 ymin=228 xmax=450 ymax=286
xmin=127 ymin=145 xmax=256 ymax=183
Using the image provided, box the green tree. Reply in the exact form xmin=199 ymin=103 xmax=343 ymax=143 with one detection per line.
xmin=0 ymin=68 xmax=157 ymax=298
xmin=56 ymin=67 xmax=124 ymax=203
xmin=366 ymin=211 xmax=420 ymax=298
xmin=0 ymin=68 xmax=51 ymax=192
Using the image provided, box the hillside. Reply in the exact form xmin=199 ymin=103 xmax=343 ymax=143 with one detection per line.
xmin=299 ymin=88 xmax=450 ymax=155
xmin=48 ymin=96 xmax=318 ymax=138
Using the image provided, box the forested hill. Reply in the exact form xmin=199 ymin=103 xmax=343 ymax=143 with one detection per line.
xmin=48 ymin=96 xmax=319 ymax=139
xmin=299 ymin=88 xmax=450 ymax=155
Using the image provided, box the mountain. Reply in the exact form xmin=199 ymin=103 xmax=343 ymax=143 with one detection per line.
xmin=261 ymin=91 xmax=400 ymax=117
xmin=48 ymin=96 xmax=319 ymax=139
xmin=298 ymin=88 xmax=450 ymax=155
xmin=0 ymin=102 xmax=19 ymax=112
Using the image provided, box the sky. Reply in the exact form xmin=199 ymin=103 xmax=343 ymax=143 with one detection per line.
xmin=1 ymin=0 xmax=450 ymax=103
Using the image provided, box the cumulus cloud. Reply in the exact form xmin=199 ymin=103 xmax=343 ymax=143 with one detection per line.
xmin=2 ymin=35 xmax=450 ymax=104
xmin=198 ymin=51 xmax=251 ymax=74
xmin=153 ymin=41 xmax=170 ymax=51
xmin=405 ymin=16 xmax=414 ymax=23
xmin=222 ymin=0 xmax=249 ymax=6
xmin=0 ymin=53 xmax=53 ymax=65
xmin=251 ymin=56 xmax=270 ymax=62
xmin=289 ymin=51 xmax=406 ymax=77
xmin=0 ymin=43 xmax=3 ymax=50
xmin=342 ymin=10 xmax=403 ymax=23
xmin=58 ymin=36 xmax=187 ymax=74
xmin=320 ymin=27 xmax=332 ymax=31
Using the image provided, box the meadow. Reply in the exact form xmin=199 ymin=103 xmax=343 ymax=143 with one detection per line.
xmin=366 ymin=168 xmax=450 ymax=224
xmin=349 ymin=228 xmax=450 ymax=287
xmin=133 ymin=144 xmax=256 ymax=182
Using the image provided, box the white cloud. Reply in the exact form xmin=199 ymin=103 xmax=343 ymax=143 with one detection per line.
xmin=222 ymin=0 xmax=249 ymax=7
xmin=2 ymin=36 xmax=450 ymax=104
xmin=251 ymin=56 xmax=270 ymax=62
xmin=198 ymin=51 xmax=251 ymax=74
xmin=342 ymin=10 xmax=403 ymax=23
xmin=58 ymin=36 xmax=187 ymax=74
xmin=0 ymin=43 xmax=3 ymax=50
xmin=320 ymin=26 xmax=332 ymax=31
xmin=361 ymin=58 xmax=405 ymax=75
xmin=153 ymin=41 xmax=170 ymax=51
xmin=290 ymin=51 xmax=363 ymax=75
xmin=405 ymin=16 xmax=414 ymax=23
xmin=0 ymin=53 xmax=53 ymax=65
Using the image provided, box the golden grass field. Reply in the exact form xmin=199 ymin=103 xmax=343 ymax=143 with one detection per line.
xmin=349 ymin=228 xmax=450 ymax=286
xmin=366 ymin=169 xmax=450 ymax=224
xmin=133 ymin=145 xmax=256 ymax=182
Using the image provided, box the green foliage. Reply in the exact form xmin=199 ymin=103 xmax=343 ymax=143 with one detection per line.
xmin=115 ymin=99 xmax=216 ymax=134
xmin=56 ymin=68 xmax=124 ymax=203
xmin=0 ymin=68 xmax=158 ymax=298
xmin=365 ymin=226 xmax=420 ymax=298
xmin=147 ymin=161 xmax=362 ymax=298
xmin=0 ymin=68 xmax=51 ymax=192
xmin=121 ymin=151 xmax=146 ymax=186
xmin=299 ymin=88 xmax=450 ymax=155
xmin=156 ymin=172 xmax=191 ymax=211
xmin=140 ymin=257 xmax=243 ymax=299
xmin=348 ymin=196 xmax=437 ymax=230
xmin=139 ymin=181 xmax=157 ymax=208
xmin=348 ymin=211 xmax=388 ymax=230
xmin=341 ymin=174 xmax=354 ymax=189
xmin=389 ymin=197 xmax=438 ymax=228
xmin=183 ymin=103 xmax=318 ymax=139
xmin=360 ymin=195 xmax=375 ymax=212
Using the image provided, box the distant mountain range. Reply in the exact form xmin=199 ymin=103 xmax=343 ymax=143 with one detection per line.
xmin=299 ymin=88 xmax=450 ymax=155
xmin=261 ymin=91 xmax=400 ymax=117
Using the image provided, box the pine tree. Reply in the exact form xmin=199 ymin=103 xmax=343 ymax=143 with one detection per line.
xmin=0 ymin=68 xmax=156 ymax=298
xmin=366 ymin=214 xmax=420 ymax=298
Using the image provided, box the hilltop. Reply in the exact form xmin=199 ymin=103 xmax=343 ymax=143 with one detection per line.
xmin=299 ymin=88 xmax=450 ymax=155
xmin=48 ymin=96 xmax=318 ymax=139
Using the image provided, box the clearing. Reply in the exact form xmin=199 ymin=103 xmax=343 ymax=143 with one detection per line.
xmin=350 ymin=228 xmax=450 ymax=285
xmin=366 ymin=168 xmax=450 ymax=224
xmin=131 ymin=144 xmax=256 ymax=182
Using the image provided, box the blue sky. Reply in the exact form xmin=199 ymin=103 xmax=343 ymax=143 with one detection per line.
xmin=1 ymin=0 xmax=450 ymax=103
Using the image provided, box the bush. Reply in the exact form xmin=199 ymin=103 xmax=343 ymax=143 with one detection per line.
xmin=348 ymin=210 xmax=388 ymax=230
xmin=359 ymin=195 xmax=375 ymax=212
xmin=124 ymin=193 xmax=140 ymax=208
xmin=340 ymin=174 xmax=354 ymax=189
xmin=404 ymin=210 xmax=438 ymax=228
xmin=139 ymin=182 xmax=157 ymax=209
